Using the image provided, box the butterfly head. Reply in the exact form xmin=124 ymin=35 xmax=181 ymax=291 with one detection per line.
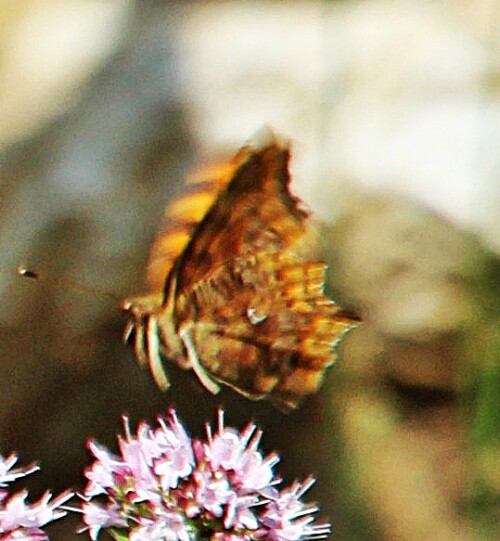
xmin=121 ymin=293 xmax=184 ymax=391
xmin=121 ymin=293 xmax=162 ymax=344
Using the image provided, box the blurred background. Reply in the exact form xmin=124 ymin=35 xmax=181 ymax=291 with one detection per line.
xmin=1 ymin=1 xmax=499 ymax=540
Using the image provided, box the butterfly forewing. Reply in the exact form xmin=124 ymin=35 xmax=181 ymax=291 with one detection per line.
xmin=124 ymin=129 xmax=359 ymax=409
xmin=146 ymin=156 xmax=246 ymax=292
xmin=170 ymin=138 xmax=307 ymax=299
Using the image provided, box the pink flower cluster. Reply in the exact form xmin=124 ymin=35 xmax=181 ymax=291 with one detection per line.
xmin=0 ymin=453 xmax=73 ymax=541
xmin=81 ymin=410 xmax=330 ymax=541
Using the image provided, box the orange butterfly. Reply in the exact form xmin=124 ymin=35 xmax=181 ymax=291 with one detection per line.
xmin=122 ymin=129 xmax=359 ymax=410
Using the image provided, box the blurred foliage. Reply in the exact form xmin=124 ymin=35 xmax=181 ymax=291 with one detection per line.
xmin=465 ymin=252 xmax=500 ymax=538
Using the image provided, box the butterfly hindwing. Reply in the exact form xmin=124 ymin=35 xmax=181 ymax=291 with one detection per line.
xmin=177 ymin=255 xmax=357 ymax=409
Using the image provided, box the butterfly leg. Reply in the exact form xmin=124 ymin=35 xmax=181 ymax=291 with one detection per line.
xmin=179 ymin=326 xmax=221 ymax=395
xmin=145 ymin=316 xmax=170 ymax=390
xmin=127 ymin=320 xmax=148 ymax=368
xmin=123 ymin=314 xmax=170 ymax=390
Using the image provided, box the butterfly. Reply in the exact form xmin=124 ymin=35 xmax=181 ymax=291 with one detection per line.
xmin=122 ymin=129 xmax=359 ymax=410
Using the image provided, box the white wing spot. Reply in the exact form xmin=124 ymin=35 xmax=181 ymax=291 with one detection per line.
xmin=247 ymin=307 xmax=268 ymax=325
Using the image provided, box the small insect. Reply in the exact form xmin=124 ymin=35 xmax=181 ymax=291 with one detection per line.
xmin=123 ymin=129 xmax=359 ymax=410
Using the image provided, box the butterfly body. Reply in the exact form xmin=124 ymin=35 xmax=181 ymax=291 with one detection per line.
xmin=123 ymin=130 xmax=359 ymax=410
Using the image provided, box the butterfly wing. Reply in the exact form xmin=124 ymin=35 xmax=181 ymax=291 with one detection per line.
xmin=166 ymin=130 xmax=307 ymax=303
xmin=146 ymin=157 xmax=243 ymax=292
xmin=179 ymin=255 xmax=358 ymax=410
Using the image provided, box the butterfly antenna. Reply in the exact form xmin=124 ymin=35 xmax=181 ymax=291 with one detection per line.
xmin=16 ymin=265 xmax=121 ymax=302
